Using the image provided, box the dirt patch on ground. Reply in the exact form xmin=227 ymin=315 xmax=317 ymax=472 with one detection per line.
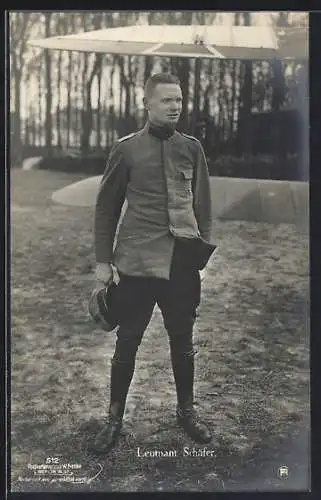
xmin=10 ymin=170 xmax=310 ymax=492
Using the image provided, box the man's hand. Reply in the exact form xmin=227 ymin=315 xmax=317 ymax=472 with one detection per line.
xmin=95 ymin=262 xmax=113 ymax=287
xmin=199 ymin=268 xmax=207 ymax=282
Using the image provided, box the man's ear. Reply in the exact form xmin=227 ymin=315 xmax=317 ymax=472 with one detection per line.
xmin=143 ymin=96 xmax=149 ymax=110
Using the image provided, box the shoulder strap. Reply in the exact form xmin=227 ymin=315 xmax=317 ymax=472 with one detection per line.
xmin=181 ymin=132 xmax=200 ymax=143
xmin=116 ymin=132 xmax=137 ymax=144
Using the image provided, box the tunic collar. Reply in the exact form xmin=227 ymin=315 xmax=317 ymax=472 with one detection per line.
xmin=144 ymin=121 xmax=177 ymax=141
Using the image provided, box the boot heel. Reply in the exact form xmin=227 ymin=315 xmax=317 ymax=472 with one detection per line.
xmin=176 ymin=408 xmax=212 ymax=444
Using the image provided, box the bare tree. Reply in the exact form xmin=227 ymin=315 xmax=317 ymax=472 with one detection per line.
xmin=10 ymin=12 xmax=40 ymax=164
xmin=147 ymin=12 xmax=158 ymax=24
xmin=237 ymin=12 xmax=253 ymax=156
xmin=37 ymin=53 xmax=43 ymax=146
xmin=178 ymin=11 xmax=194 ymax=132
xmin=96 ymin=54 xmax=103 ymax=150
xmin=217 ymin=59 xmax=226 ymax=145
xmin=44 ymin=13 xmax=53 ymax=156
xmin=278 ymin=11 xmax=290 ymax=27
xmin=272 ymin=12 xmax=289 ymax=167
xmin=92 ymin=13 xmax=103 ymax=150
xmin=79 ymin=13 xmax=104 ymax=153
xmin=228 ymin=13 xmax=241 ymax=149
xmin=54 ymin=13 xmax=65 ymax=150
xmin=13 ymin=11 xmax=299 ymax=170
xmin=272 ymin=11 xmax=288 ymax=113
xmin=118 ymin=56 xmax=131 ymax=119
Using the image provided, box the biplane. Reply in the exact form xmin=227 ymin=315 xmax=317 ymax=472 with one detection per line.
xmin=28 ymin=23 xmax=308 ymax=224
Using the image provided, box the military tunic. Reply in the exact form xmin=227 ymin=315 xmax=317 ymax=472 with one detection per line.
xmin=94 ymin=122 xmax=213 ymax=280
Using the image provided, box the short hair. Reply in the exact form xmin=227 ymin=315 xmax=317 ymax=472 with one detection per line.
xmin=144 ymin=72 xmax=181 ymax=99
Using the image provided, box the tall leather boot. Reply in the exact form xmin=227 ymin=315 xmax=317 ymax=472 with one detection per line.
xmin=90 ymin=357 xmax=135 ymax=454
xmin=171 ymin=348 xmax=212 ymax=443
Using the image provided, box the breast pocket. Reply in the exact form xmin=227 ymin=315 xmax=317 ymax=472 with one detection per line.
xmin=176 ymin=167 xmax=194 ymax=198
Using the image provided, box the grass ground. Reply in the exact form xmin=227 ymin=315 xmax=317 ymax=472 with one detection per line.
xmin=10 ymin=169 xmax=310 ymax=492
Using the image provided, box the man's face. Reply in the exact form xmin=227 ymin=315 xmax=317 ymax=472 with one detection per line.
xmin=145 ymin=83 xmax=183 ymax=127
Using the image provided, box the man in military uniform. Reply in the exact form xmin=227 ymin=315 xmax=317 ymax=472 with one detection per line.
xmin=92 ymin=72 xmax=215 ymax=453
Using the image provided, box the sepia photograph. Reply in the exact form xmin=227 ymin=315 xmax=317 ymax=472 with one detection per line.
xmin=9 ymin=10 xmax=309 ymax=493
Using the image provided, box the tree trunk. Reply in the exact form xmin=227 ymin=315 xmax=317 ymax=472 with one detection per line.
xmin=133 ymin=56 xmax=139 ymax=111
xmin=81 ymin=54 xmax=101 ymax=154
xmin=109 ymin=56 xmax=116 ymax=145
xmin=218 ymin=60 xmax=226 ymax=145
xmin=13 ymin=69 xmax=22 ymax=164
xmin=175 ymin=58 xmax=190 ymax=133
xmin=130 ymin=56 xmax=138 ymax=127
xmin=229 ymin=60 xmax=237 ymax=148
xmin=272 ymin=11 xmax=289 ymax=174
xmin=66 ymin=53 xmax=72 ymax=148
xmin=82 ymin=83 xmax=92 ymax=154
xmin=148 ymin=12 xmax=156 ymax=24
xmin=229 ymin=13 xmax=240 ymax=151
xmin=73 ymin=54 xmax=80 ymax=146
xmin=91 ymin=13 xmax=103 ymax=150
xmin=119 ymin=56 xmax=131 ymax=119
xmin=202 ymin=59 xmax=214 ymax=153
xmin=144 ymin=56 xmax=153 ymax=84
xmin=241 ymin=61 xmax=253 ymax=155
xmin=119 ymin=64 xmax=123 ymax=120
xmin=44 ymin=13 xmax=52 ymax=156
xmin=25 ymin=121 xmax=29 ymax=148
xmin=196 ymin=12 xmax=205 ymax=24
xmin=11 ymin=57 xmax=22 ymax=164
xmin=65 ymin=13 xmax=76 ymax=148
xmin=271 ymin=57 xmax=286 ymax=173
xmin=237 ymin=12 xmax=253 ymax=156
xmin=127 ymin=56 xmax=133 ymax=118
xmin=298 ymin=63 xmax=308 ymax=181
xmin=56 ymin=50 xmax=62 ymax=149
xmin=31 ymin=104 xmax=36 ymax=145
xmin=97 ymin=55 xmax=102 ymax=149
xmin=81 ymin=52 xmax=88 ymax=152
xmin=191 ymin=59 xmax=201 ymax=137
xmin=37 ymin=55 xmax=43 ymax=146
xmin=235 ymin=12 xmax=243 ymax=25
xmin=278 ymin=12 xmax=289 ymax=26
